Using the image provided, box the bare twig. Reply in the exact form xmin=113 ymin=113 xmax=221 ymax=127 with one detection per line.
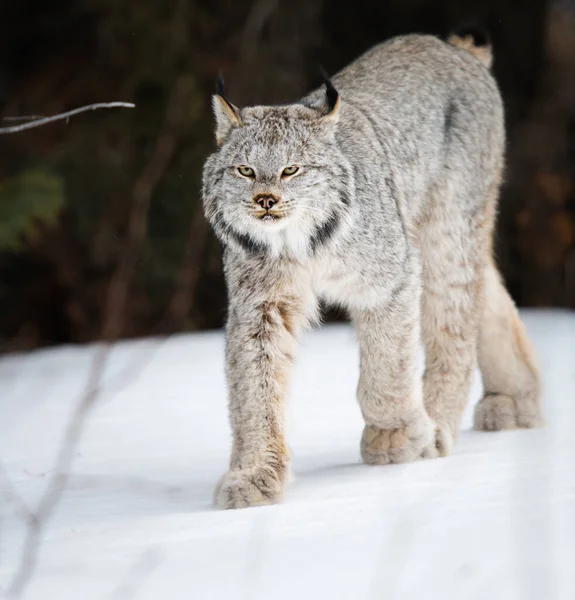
xmin=107 ymin=549 xmax=163 ymax=600
xmin=0 ymin=102 xmax=134 ymax=134
xmin=2 ymin=322 xmax=169 ymax=598
xmin=169 ymin=204 xmax=209 ymax=329
xmin=98 ymin=339 xmax=166 ymax=403
xmin=102 ymin=79 xmax=191 ymax=339
xmin=240 ymin=0 xmax=279 ymax=61
xmin=5 ymin=345 xmax=110 ymax=597
xmin=0 ymin=340 xmax=169 ymax=599
xmin=1 ymin=115 xmax=45 ymax=122
xmin=106 ymin=549 xmax=162 ymax=600
xmin=0 ymin=462 xmax=36 ymax=525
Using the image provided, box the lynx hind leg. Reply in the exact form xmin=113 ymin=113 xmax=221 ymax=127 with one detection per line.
xmin=420 ymin=225 xmax=483 ymax=449
xmin=419 ymin=177 xmax=497 ymax=447
xmin=474 ymin=263 xmax=543 ymax=431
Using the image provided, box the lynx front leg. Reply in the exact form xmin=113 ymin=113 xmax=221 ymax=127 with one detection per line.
xmin=214 ymin=280 xmax=313 ymax=510
xmin=351 ymin=271 xmax=441 ymax=466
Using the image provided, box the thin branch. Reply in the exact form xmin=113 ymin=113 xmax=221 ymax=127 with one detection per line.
xmin=240 ymin=0 xmax=279 ymax=61
xmin=169 ymin=204 xmax=209 ymax=329
xmin=2 ymin=116 xmax=45 ymax=122
xmin=1 ymin=338 xmax=168 ymax=599
xmin=0 ymin=461 xmax=36 ymax=526
xmin=5 ymin=344 xmax=111 ymax=598
xmin=0 ymin=102 xmax=134 ymax=134
xmin=107 ymin=549 xmax=163 ymax=600
xmin=102 ymin=79 xmax=191 ymax=340
xmin=0 ymin=336 xmax=166 ymax=595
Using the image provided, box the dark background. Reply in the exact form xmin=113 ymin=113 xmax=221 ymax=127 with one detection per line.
xmin=1 ymin=0 xmax=574 ymax=350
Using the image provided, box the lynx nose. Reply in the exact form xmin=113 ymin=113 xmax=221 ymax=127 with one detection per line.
xmin=254 ymin=194 xmax=278 ymax=210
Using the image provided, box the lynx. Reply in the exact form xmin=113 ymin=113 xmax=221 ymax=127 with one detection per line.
xmin=202 ymin=29 xmax=544 ymax=509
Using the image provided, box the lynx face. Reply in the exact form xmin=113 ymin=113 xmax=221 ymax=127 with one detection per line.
xmin=202 ymin=89 xmax=353 ymax=258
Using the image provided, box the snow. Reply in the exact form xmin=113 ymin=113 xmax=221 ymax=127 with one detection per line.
xmin=0 ymin=311 xmax=574 ymax=600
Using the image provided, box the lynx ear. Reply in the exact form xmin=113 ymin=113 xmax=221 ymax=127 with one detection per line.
xmin=212 ymin=73 xmax=242 ymax=145
xmin=319 ymin=67 xmax=341 ymax=123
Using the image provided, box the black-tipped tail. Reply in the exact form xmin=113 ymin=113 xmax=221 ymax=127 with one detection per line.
xmin=447 ymin=24 xmax=493 ymax=69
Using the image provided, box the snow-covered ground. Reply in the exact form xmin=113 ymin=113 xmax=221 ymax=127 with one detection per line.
xmin=0 ymin=311 xmax=574 ymax=599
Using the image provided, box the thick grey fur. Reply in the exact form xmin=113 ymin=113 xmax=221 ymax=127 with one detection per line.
xmin=202 ymin=33 xmax=543 ymax=510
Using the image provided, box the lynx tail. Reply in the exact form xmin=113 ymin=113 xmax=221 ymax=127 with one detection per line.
xmin=448 ymin=25 xmax=493 ymax=69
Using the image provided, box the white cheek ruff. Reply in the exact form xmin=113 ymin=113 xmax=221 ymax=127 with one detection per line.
xmin=218 ymin=193 xmax=353 ymax=262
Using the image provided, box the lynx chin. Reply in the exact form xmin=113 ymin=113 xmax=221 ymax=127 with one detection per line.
xmin=202 ymin=29 xmax=544 ymax=509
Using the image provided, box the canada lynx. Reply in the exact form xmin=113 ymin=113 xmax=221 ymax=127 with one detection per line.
xmin=202 ymin=29 xmax=543 ymax=509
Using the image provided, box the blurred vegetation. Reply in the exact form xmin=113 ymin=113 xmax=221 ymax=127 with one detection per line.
xmin=0 ymin=168 xmax=65 ymax=251
xmin=0 ymin=0 xmax=573 ymax=350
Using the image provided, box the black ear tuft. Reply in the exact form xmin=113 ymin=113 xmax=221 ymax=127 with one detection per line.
xmin=318 ymin=65 xmax=339 ymax=112
xmin=216 ymin=71 xmax=225 ymax=97
xmin=215 ymin=71 xmax=238 ymax=114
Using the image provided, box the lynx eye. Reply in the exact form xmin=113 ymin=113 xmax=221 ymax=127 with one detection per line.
xmin=281 ymin=166 xmax=299 ymax=177
xmin=237 ymin=166 xmax=255 ymax=178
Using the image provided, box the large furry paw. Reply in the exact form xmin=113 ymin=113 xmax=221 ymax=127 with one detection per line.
xmin=214 ymin=466 xmax=285 ymax=510
xmin=474 ymin=393 xmax=544 ymax=431
xmin=360 ymin=416 xmax=451 ymax=465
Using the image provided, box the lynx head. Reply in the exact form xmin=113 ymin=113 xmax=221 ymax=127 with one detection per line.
xmin=202 ymin=74 xmax=354 ymax=260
